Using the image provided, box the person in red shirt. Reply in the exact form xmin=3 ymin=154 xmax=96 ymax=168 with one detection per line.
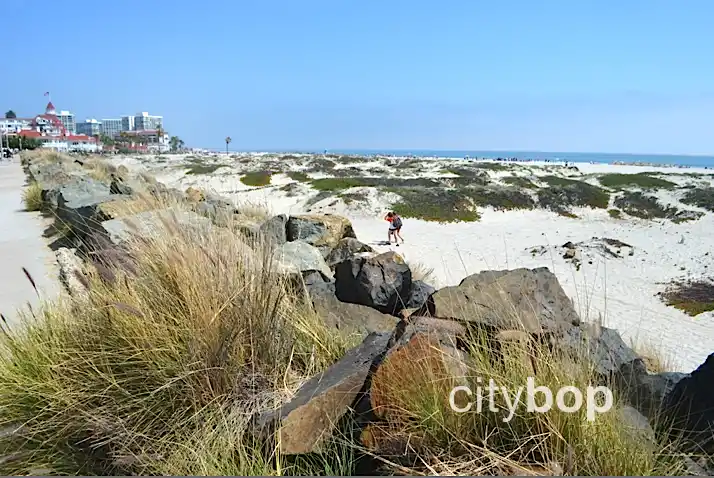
xmin=384 ymin=211 xmax=404 ymax=245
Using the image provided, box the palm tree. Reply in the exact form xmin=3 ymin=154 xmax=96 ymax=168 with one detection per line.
xmin=156 ymin=124 xmax=165 ymax=150
xmin=225 ymin=136 xmax=232 ymax=153
xmin=169 ymin=135 xmax=180 ymax=152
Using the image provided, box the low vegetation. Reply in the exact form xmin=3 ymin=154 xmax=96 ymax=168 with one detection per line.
xmin=21 ymin=181 xmax=43 ymax=212
xmin=465 ymin=185 xmax=536 ymax=211
xmin=598 ymin=173 xmax=677 ymax=190
xmin=659 ymin=279 xmax=714 ymax=316
xmin=310 ymin=177 xmax=438 ymax=192
xmin=240 ymin=170 xmax=272 ymax=187
xmin=287 ymin=171 xmax=310 ymax=182
xmin=391 ymin=187 xmax=480 ymax=223
xmin=608 ymin=208 xmax=622 ymax=219
xmin=0 ymin=198 xmax=352 ymax=476
xmin=501 ymin=176 xmax=538 ymax=189
xmin=185 ymin=163 xmax=224 ymax=175
xmin=613 ymin=191 xmax=679 ymax=220
xmin=537 ymin=176 xmax=610 ymax=212
xmin=681 ymin=186 xmax=714 ymax=212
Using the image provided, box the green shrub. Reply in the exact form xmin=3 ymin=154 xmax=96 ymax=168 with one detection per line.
xmin=287 ymin=171 xmax=309 ymax=182
xmin=502 ymin=176 xmax=538 ymax=189
xmin=660 ymin=280 xmax=714 ymax=316
xmin=310 ymin=177 xmax=439 ymax=192
xmin=598 ymin=173 xmax=677 ymax=190
xmin=186 ymin=164 xmax=223 ymax=175
xmin=614 ymin=191 xmax=679 ymax=219
xmin=464 ymin=186 xmax=536 ymax=211
xmin=240 ymin=171 xmax=272 ymax=187
xmin=391 ymin=188 xmax=480 ymax=223
xmin=537 ymin=177 xmax=610 ymax=212
xmin=681 ymin=187 xmax=714 ymax=212
xmin=608 ymin=208 xmax=622 ymax=219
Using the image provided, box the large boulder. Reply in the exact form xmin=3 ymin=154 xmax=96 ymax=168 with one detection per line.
xmin=54 ymin=177 xmax=128 ymax=240
xmin=334 ymin=251 xmax=412 ymax=315
xmin=311 ymin=294 xmax=400 ymax=339
xmin=286 ymin=214 xmax=356 ymax=255
xmin=405 ymin=280 xmax=436 ymax=309
xmin=272 ymin=240 xmax=333 ymax=280
xmin=260 ymin=214 xmax=288 ymax=246
xmin=416 ymin=267 xmax=580 ymax=334
xmin=325 ymin=237 xmax=374 ymax=268
xmin=100 ymin=208 xmax=213 ymax=246
xmin=659 ymin=353 xmax=714 ymax=454
xmin=254 ymin=331 xmax=392 ymax=455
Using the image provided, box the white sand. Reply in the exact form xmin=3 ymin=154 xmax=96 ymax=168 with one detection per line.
xmin=110 ymin=153 xmax=714 ymax=372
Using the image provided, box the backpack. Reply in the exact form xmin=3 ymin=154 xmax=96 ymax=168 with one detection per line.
xmin=392 ymin=215 xmax=402 ymax=229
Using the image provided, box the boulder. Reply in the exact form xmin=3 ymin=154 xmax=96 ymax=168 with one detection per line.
xmin=109 ymin=174 xmax=133 ymax=195
xmin=254 ymin=331 xmax=392 ymax=454
xmin=615 ymin=357 xmax=687 ymax=422
xmin=286 ymin=214 xmax=357 ymax=254
xmin=405 ymin=280 xmax=436 ymax=309
xmin=660 ymin=353 xmax=714 ymax=454
xmin=325 ymin=237 xmax=374 ymax=268
xmin=54 ymin=247 xmax=89 ymax=298
xmin=334 ymin=251 xmax=412 ymax=315
xmin=100 ymin=208 xmax=213 ymax=246
xmin=260 ymin=214 xmax=288 ymax=246
xmin=311 ymin=294 xmax=400 ymax=339
xmin=416 ymin=267 xmax=580 ymax=334
xmin=54 ymin=177 xmax=127 ymax=240
xmin=560 ymin=323 xmax=640 ymax=377
xmin=272 ymin=240 xmax=332 ymax=280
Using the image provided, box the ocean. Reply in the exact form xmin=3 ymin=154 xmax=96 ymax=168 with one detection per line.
xmin=319 ymin=150 xmax=714 ymax=168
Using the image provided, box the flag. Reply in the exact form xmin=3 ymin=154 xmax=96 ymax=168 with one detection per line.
xmin=44 ymin=92 xmax=49 ymax=96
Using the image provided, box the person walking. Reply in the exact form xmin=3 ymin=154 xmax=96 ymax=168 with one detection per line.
xmin=384 ymin=211 xmax=404 ymax=245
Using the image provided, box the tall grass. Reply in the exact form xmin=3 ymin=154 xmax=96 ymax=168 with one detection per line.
xmin=22 ymin=181 xmax=43 ymax=212
xmin=0 ymin=195 xmax=351 ymax=475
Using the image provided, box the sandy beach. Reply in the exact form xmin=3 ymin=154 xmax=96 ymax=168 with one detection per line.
xmin=109 ymin=152 xmax=714 ymax=372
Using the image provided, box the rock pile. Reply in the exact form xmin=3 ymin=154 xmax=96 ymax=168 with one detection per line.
xmin=23 ymin=153 xmax=713 ymax=474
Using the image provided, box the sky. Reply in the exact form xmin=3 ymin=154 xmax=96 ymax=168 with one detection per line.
xmin=2 ymin=0 xmax=714 ymax=155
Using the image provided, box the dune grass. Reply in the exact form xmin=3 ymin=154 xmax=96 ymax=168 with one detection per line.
xmin=659 ymin=279 xmax=714 ymax=316
xmin=0 ymin=196 xmax=352 ymax=476
xmin=22 ymin=181 xmax=43 ymax=212
xmin=366 ymin=323 xmax=688 ymax=476
xmin=681 ymin=186 xmax=714 ymax=212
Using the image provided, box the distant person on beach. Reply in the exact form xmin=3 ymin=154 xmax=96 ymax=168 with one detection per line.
xmin=384 ymin=212 xmax=404 ymax=245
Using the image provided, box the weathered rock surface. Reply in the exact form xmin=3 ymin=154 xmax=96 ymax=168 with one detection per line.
xmin=260 ymin=214 xmax=288 ymax=246
xmin=100 ymin=208 xmax=213 ymax=245
xmin=660 ymin=352 xmax=714 ymax=454
xmin=254 ymin=331 xmax=391 ymax=455
xmin=416 ymin=267 xmax=580 ymax=334
xmin=325 ymin=237 xmax=374 ymax=268
xmin=311 ymin=294 xmax=400 ymax=339
xmin=286 ymin=214 xmax=356 ymax=254
xmin=272 ymin=240 xmax=333 ymax=280
xmin=54 ymin=247 xmax=89 ymax=298
xmin=334 ymin=251 xmax=412 ymax=315
xmin=405 ymin=280 xmax=435 ymax=309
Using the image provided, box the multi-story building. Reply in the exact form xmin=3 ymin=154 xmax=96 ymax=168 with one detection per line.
xmin=57 ymin=110 xmax=76 ymax=134
xmin=134 ymin=112 xmax=163 ymax=131
xmin=76 ymin=118 xmax=102 ymax=137
xmin=121 ymin=115 xmax=135 ymax=132
xmin=117 ymin=129 xmax=170 ymax=153
xmin=101 ymin=118 xmax=122 ymax=138
xmin=0 ymin=117 xmax=31 ymax=134
xmin=14 ymin=101 xmax=100 ymax=152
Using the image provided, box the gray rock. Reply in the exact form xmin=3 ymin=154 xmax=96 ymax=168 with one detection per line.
xmin=560 ymin=323 xmax=640 ymax=377
xmin=286 ymin=214 xmax=356 ymax=250
xmin=100 ymin=208 xmax=213 ymax=246
xmin=54 ymin=177 xmax=125 ymax=240
xmin=405 ymin=280 xmax=436 ymax=309
xmin=334 ymin=251 xmax=412 ymax=315
xmin=660 ymin=352 xmax=714 ymax=454
xmin=311 ymin=294 xmax=400 ymax=339
xmin=616 ymin=357 xmax=687 ymax=422
xmin=55 ymin=247 xmax=89 ymax=298
xmin=260 ymin=214 xmax=288 ymax=246
xmin=416 ymin=267 xmax=580 ymax=334
xmin=254 ymin=331 xmax=392 ymax=454
xmin=301 ymin=270 xmax=336 ymax=299
xmin=273 ymin=240 xmax=333 ymax=279
xmin=325 ymin=237 xmax=374 ymax=268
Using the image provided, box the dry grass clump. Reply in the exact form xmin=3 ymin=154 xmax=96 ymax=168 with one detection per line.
xmin=365 ymin=325 xmax=688 ymax=476
xmin=83 ymin=155 xmax=120 ymax=182
xmin=407 ymin=260 xmax=437 ymax=284
xmin=21 ymin=181 xmax=43 ymax=212
xmin=0 ymin=198 xmax=351 ymax=475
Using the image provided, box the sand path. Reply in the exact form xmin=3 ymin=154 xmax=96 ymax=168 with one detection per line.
xmin=0 ymin=159 xmax=60 ymax=327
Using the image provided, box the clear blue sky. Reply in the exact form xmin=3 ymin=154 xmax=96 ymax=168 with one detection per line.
xmin=2 ymin=0 xmax=714 ymax=154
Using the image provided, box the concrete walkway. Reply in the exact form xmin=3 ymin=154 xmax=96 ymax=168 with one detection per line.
xmin=0 ymin=159 xmax=60 ymax=327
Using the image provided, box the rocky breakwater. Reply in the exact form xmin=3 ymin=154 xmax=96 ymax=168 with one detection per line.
xmin=22 ymin=153 xmax=714 ymax=474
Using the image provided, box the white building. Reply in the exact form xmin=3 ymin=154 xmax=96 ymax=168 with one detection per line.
xmin=76 ymin=118 xmax=102 ymax=137
xmin=0 ymin=118 xmax=31 ymax=134
xmin=134 ymin=111 xmax=163 ymax=131
xmin=13 ymin=102 xmax=101 ymax=153
xmin=121 ymin=115 xmax=135 ymax=132
xmin=101 ymin=118 xmax=122 ymax=138
xmin=57 ymin=110 xmax=76 ymax=134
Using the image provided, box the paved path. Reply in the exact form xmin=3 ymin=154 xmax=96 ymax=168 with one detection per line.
xmin=0 ymin=159 xmax=60 ymax=326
